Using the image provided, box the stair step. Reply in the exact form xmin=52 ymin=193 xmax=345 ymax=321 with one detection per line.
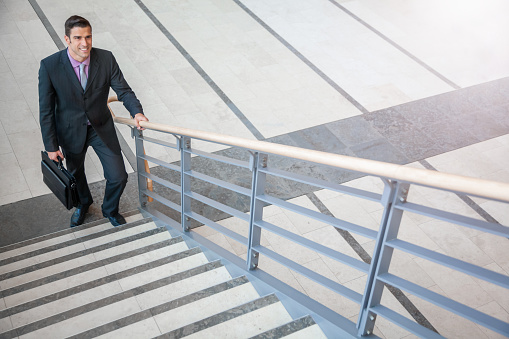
xmin=154 ymin=282 xmax=261 ymax=334
xmin=0 ymin=218 xmax=156 ymax=274
xmin=71 ymin=275 xmax=248 ymax=339
xmin=0 ymin=211 xmax=143 ymax=257
xmin=1 ymin=240 xmax=193 ymax=308
xmin=1 ymin=262 xmax=228 ymax=338
xmin=0 ymin=224 xmax=168 ymax=285
xmin=283 ymin=324 xmax=328 ymax=338
xmin=1 ymin=239 xmax=197 ymax=327
xmin=160 ymin=294 xmax=281 ymax=338
xmin=0 ymin=229 xmax=177 ymax=296
xmin=249 ymin=315 xmax=325 ymax=339
xmin=187 ymin=300 xmax=293 ymax=339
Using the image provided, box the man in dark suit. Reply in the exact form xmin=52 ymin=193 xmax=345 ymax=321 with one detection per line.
xmin=39 ymin=15 xmax=148 ymax=227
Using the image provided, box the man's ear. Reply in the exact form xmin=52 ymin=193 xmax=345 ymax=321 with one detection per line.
xmin=64 ymin=35 xmax=70 ymax=45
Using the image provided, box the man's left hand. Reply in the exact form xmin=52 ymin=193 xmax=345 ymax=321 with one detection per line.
xmin=134 ymin=113 xmax=148 ymax=130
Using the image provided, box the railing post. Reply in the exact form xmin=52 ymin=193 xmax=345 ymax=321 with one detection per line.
xmin=180 ymin=136 xmax=192 ymax=232
xmin=134 ymin=128 xmax=148 ymax=208
xmin=247 ymin=152 xmax=267 ymax=270
xmin=357 ymin=180 xmax=409 ymax=336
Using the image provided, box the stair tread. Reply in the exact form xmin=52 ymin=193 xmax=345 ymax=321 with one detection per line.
xmin=154 ymin=282 xmax=261 ymax=334
xmin=283 ymin=324 xmax=328 ymax=339
xmin=1 ymin=241 xmax=194 ymax=309
xmin=185 ymin=301 xmax=292 ymax=339
xmin=0 ymin=211 xmax=144 ymax=256
xmin=0 ymin=230 xmax=177 ymax=292
xmin=94 ymin=317 xmax=161 ymax=339
xmin=249 ymin=315 xmax=320 ymax=339
xmin=10 ymin=264 xmax=229 ymax=330
xmin=4 ymin=273 xmax=247 ymax=339
xmin=0 ymin=218 xmax=156 ymax=272
xmin=64 ymin=274 xmax=248 ymax=339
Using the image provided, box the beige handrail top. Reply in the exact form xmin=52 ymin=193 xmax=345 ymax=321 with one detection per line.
xmin=107 ymin=96 xmax=509 ymax=203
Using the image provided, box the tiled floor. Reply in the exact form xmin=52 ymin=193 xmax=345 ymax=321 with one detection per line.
xmin=1 ymin=0 xmax=508 ymax=337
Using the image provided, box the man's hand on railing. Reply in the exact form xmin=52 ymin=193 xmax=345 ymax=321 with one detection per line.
xmin=134 ymin=113 xmax=149 ymax=130
xmin=47 ymin=150 xmax=64 ymax=162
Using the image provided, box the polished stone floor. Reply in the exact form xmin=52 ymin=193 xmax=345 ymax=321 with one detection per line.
xmin=0 ymin=0 xmax=508 ymax=338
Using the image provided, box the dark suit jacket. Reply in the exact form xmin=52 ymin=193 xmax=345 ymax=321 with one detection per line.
xmin=39 ymin=48 xmax=143 ymax=154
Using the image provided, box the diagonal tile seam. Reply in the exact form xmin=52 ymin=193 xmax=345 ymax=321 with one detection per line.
xmin=419 ymin=159 xmax=500 ymax=224
xmin=306 ymin=192 xmax=439 ymax=334
xmin=133 ymin=0 xmax=265 ymax=141
xmin=234 ymin=0 xmax=369 ymax=115
xmin=327 ymin=0 xmax=460 ymax=90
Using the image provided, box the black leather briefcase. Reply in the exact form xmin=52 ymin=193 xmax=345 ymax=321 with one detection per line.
xmin=41 ymin=151 xmax=79 ymax=210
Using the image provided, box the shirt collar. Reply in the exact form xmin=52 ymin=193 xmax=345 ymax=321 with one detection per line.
xmin=67 ymin=48 xmax=91 ymax=68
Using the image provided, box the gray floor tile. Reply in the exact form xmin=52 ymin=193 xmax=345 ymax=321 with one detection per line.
xmin=350 ymin=138 xmax=410 ymax=165
xmin=325 ymin=116 xmax=383 ymax=147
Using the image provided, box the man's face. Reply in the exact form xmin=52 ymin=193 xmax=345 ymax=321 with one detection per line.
xmin=65 ymin=26 xmax=92 ymax=62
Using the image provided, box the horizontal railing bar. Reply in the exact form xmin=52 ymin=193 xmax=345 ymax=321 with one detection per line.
xmin=139 ymin=136 xmax=178 ymax=150
xmin=185 ymin=170 xmax=251 ymax=197
xmin=141 ymin=188 xmax=180 ymax=213
xmin=254 ymin=245 xmax=363 ymax=305
xmin=112 ymin=112 xmax=509 ymax=202
xmin=386 ymin=239 xmax=509 ymax=289
xmin=139 ymin=154 xmax=181 ymax=173
xmin=257 ymin=194 xmax=378 ymax=239
xmin=140 ymin=172 xmax=180 ymax=193
xmin=261 ymin=166 xmax=382 ymax=203
xmin=186 ymin=211 xmax=247 ymax=245
xmin=183 ymin=148 xmax=251 ymax=169
xmin=370 ymin=305 xmax=443 ymax=339
xmin=378 ymin=273 xmax=509 ymax=337
xmin=396 ymin=202 xmax=509 ymax=238
xmin=255 ymin=220 xmax=369 ymax=273
xmin=185 ymin=191 xmax=250 ymax=222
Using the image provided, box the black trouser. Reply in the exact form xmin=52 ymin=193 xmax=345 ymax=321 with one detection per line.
xmin=64 ymin=125 xmax=128 ymax=217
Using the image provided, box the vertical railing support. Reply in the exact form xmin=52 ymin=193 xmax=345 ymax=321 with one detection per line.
xmin=134 ymin=128 xmax=148 ymax=208
xmin=358 ymin=180 xmax=409 ymax=336
xmin=180 ymin=136 xmax=192 ymax=232
xmin=247 ymin=152 xmax=267 ymax=270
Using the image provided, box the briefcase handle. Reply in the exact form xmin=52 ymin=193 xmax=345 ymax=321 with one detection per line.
xmin=56 ymin=156 xmax=64 ymax=170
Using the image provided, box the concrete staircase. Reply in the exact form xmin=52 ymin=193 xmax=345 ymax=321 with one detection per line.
xmin=0 ymin=214 xmax=327 ymax=338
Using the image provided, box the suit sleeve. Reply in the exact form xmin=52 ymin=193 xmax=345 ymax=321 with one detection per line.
xmin=109 ymin=53 xmax=144 ymax=118
xmin=39 ymin=60 xmax=59 ymax=152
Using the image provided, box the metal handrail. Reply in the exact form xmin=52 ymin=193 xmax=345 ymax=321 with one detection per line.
xmin=108 ymin=95 xmax=509 ymax=337
xmin=107 ymin=96 xmax=509 ymax=203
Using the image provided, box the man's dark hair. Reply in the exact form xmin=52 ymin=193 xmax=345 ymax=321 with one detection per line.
xmin=64 ymin=15 xmax=91 ymax=37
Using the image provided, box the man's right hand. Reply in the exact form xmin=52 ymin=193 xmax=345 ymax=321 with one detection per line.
xmin=48 ymin=150 xmax=64 ymax=162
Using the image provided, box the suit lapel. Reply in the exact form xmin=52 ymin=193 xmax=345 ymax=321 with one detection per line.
xmin=59 ymin=49 xmax=83 ymax=92
xmin=85 ymin=49 xmax=99 ymax=93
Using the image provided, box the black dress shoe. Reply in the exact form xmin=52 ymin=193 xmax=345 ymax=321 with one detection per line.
xmin=106 ymin=213 xmax=127 ymax=227
xmin=70 ymin=204 xmax=90 ymax=227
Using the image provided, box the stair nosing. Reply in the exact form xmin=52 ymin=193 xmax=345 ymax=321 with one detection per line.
xmin=0 ymin=226 xmax=169 ymax=282
xmin=0 ymin=218 xmax=155 ymax=267
xmin=3 ymin=261 xmax=227 ymax=338
xmin=248 ymin=315 xmax=317 ymax=339
xmin=68 ymin=275 xmax=248 ymax=339
xmin=157 ymin=294 xmax=280 ymax=339
xmin=0 ymin=211 xmax=145 ymax=255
